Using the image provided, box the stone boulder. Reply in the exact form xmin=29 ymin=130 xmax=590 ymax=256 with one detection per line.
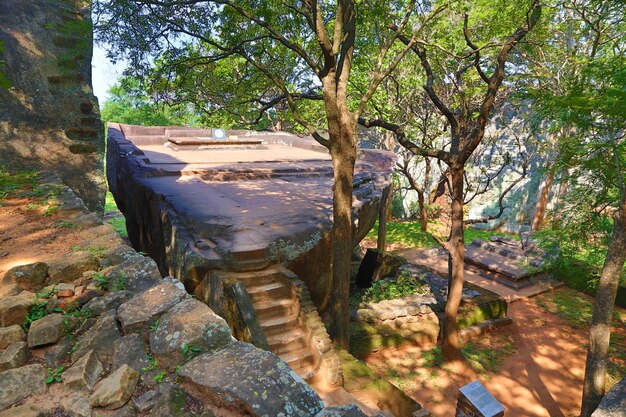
xmin=27 ymin=313 xmax=65 ymax=347
xmin=592 ymin=377 xmax=626 ymax=417
xmin=44 ymin=336 xmax=73 ymax=368
xmin=150 ymin=298 xmax=232 ymax=370
xmin=0 ymin=292 xmax=35 ymax=327
xmin=112 ymin=334 xmax=150 ymax=372
xmin=82 ymin=291 xmax=134 ymax=317
xmin=90 ymin=364 xmax=139 ymax=410
xmin=0 ymin=325 xmax=25 ymax=349
xmin=179 ymin=341 xmax=324 ymax=417
xmin=2 ymin=262 xmax=48 ymax=292
xmin=48 ymin=251 xmax=99 ymax=285
xmin=60 ymin=392 xmax=92 ymax=417
xmin=0 ymin=341 xmax=30 ymax=372
xmin=105 ymin=256 xmax=162 ymax=293
xmin=0 ymin=364 xmax=47 ymax=409
xmin=62 ymin=349 xmax=103 ymax=391
xmin=116 ymin=283 xmax=187 ymax=336
xmin=71 ymin=310 xmax=121 ymax=364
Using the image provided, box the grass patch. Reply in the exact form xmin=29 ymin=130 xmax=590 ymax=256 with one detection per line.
xmin=359 ymin=270 xmax=429 ymax=304
xmin=105 ymin=191 xmax=128 ymax=237
xmin=366 ymin=220 xmax=519 ymax=249
xmin=0 ymin=167 xmax=38 ymax=201
xmin=349 ymin=321 xmax=406 ymax=359
xmin=462 ymin=333 xmax=516 ymax=377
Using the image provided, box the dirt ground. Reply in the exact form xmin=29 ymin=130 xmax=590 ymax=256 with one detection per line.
xmin=363 ymin=294 xmax=626 ymax=417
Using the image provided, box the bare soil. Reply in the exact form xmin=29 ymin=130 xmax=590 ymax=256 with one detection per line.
xmin=362 ymin=293 xmax=626 ymax=417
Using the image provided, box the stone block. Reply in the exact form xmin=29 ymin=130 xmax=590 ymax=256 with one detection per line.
xmin=90 ymin=364 xmax=139 ymax=410
xmin=0 ymin=341 xmax=29 ymax=372
xmin=2 ymin=262 xmax=49 ymax=292
xmin=116 ymin=283 xmax=186 ymax=336
xmin=0 ymin=292 xmax=35 ymax=327
xmin=55 ymin=283 xmax=75 ymax=298
xmin=27 ymin=313 xmax=65 ymax=347
xmin=62 ymin=349 xmax=103 ymax=391
xmin=71 ymin=310 xmax=121 ymax=364
xmin=105 ymin=256 xmax=162 ymax=294
xmin=48 ymin=251 xmax=100 ymax=285
xmin=179 ymin=341 xmax=324 ymax=417
xmin=112 ymin=334 xmax=150 ymax=372
xmin=150 ymin=298 xmax=232 ymax=370
xmin=0 ymin=364 xmax=47 ymax=409
xmin=0 ymin=325 xmax=25 ymax=349
xmin=44 ymin=336 xmax=74 ymax=368
xmin=82 ymin=291 xmax=133 ymax=317
xmin=60 ymin=392 xmax=92 ymax=417
xmin=456 ymin=381 xmax=504 ymax=417
xmin=132 ymin=389 xmax=158 ymax=413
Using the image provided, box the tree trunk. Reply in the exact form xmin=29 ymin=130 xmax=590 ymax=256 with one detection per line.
xmin=531 ymin=168 xmax=555 ymax=231
xmin=442 ymin=164 xmax=465 ymax=360
xmin=580 ymin=199 xmax=626 ymax=417
xmin=327 ymin=115 xmax=357 ymax=350
xmin=417 ymin=190 xmax=428 ymax=231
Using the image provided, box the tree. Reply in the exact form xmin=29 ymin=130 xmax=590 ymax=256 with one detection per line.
xmin=360 ymin=0 xmax=542 ymax=359
xmin=94 ymin=0 xmax=449 ymax=348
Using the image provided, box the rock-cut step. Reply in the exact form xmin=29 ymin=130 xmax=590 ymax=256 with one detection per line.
xmin=246 ymin=282 xmax=291 ymax=303
xmin=266 ymin=329 xmax=308 ymax=355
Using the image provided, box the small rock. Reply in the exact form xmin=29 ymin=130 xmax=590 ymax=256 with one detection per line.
xmin=0 ymin=364 xmax=47 ymax=409
xmin=62 ymin=349 xmax=103 ymax=391
xmin=73 ymin=288 xmax=104 ymax=307
xmin=45 ymin=298 xmax=64 ymax=314
xmin=44 ymin=336 xmax=74 ymax=368
xmin=90 ymin=364 xmax=139 ymax=410
xmin=179 ymin=341 xmax=324 ymax=417
xmin=105 ymin=256 xmax=162 ymax=293
xmin=104 ymin=245 xmax=138 ymax=267
xmin=48 ymin=251 xmax=99 ymax=285
xmin=60 ymin=392 xmax=92 ymax=417
xmin=2 ymin=263 xmax=49 ymax=292
xmin=150 ymin=298 xmax=232 ymax=370
xmin=0 ymin=292 xmax=36 ymax=327
xmin=75 ymin=317 xmax=97 ymax=336
xmin=112 ymin=334 xmax=150 ymax=371
xmin=0 ymin=404 xmax=46 ymax=417
xmin=55 ymin=283 xmax=75 ymax=298
xmin=72 ymin=310 xmax=121 ymax=364
xmin=27 ymin=313 xmax=65 ymax=347
xmin=148 ymin=383 xmax=192 ymax=417
xmin=0 ymin=325 xmax=25 ymax=349
xmin=132 ymin=389 xmax=159 ymax=413
xmin=82 ymin=291 xmax=133 ymax=317
xmin=75 ymin=285 xmax=84 ymax=296
xmin=0 ymin=341 xmax=30 ymax=372
xmin=116 ymin=283 xmax=186 ymax=336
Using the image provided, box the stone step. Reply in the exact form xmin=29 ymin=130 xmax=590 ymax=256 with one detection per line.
xmin=260 ymin=314 xmax=299 ymax=337
xmin=293 ymin=363 xmax=317 ymax=382
xmin=247 ymin=282 xmax=290 ymax=303
xmin=235 ymin=268 xmax=287 ymax=286
xmin=266 ymin=329 xmax=307 ymax=355
xmin=254 ymin=297 xmax=297 ymax=321
xmin=465 ymin=262 xmax=533 ymax=290
xmin=280 ymin=348 xmax=315 ymax=369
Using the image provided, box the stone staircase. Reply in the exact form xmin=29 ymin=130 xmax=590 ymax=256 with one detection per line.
xmin=237 ymin=265 xmax=321 ymax=382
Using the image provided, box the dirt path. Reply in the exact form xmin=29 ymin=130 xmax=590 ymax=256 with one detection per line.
xmin=363 ymin=293 xmax=625 ymax=417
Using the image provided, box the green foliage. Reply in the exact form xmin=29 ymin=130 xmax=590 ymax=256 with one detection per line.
xmin=462 ymin=336 xmax=516 ymax=377
xmin=104 ymin=192 xmax=128 ymax=238
xmin=0 ymin=167 xmax=38 ymax=201
xmin=360 ymin=271 xmax=429 ymax=304
xmin=141 ymin=355 xmax=159 ymax=372
xmin=154 ymin=370 xmax=167 ymax=383
xmin=421 ymin=346 xmax=445 ymax=368
xmin=0 ymin=40 xmax=11 ymax=89
xmin=181 ymin=343 xmax=204 ymax=363
xmin=45 ymin=366 xmax=64 ymax=384
xmin=92 ymin=272 xmax=109 ymax=291
xmin=22 ymin=299 xmax=48 ymax=331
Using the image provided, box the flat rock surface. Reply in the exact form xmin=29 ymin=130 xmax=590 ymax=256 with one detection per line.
xmin=0 ymin=292 xmax=35 ymax=327
xmin=27 ymin=313 xmax=65 ymax=347
xmin=179 ymin=341 xmax=324 ymax=417
xmin=105 ymin=256 xmax=161 ymax=293
xmin=0 ymin=364 xmax=47 ymax=409
xmin=90 ymin=364 xmax=139 ymax=410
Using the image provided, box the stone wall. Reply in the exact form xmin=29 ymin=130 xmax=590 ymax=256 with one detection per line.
xmin=0 ymin=0 xmax=105 ymax=213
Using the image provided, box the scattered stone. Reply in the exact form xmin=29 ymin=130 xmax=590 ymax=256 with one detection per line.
xmin=116 ymin=283 xmax=186 ymax=336
xmin=112 ymin=334 xmax=150 ymax=371
xmin=0 ymin=292 xmax=36 ymax=327
xmin=71 ymin=310 xmax=121 ymax=364
xmin=0 ymin=404 xmax=46 ymax=417
xmin=75 ymin=317 xmax=97 ymax=336
xmin=315 ymin=405 xmax=369 ymax=417
xmin=45 ymin=298 xmax=64 ymax=314
xmin=73 ymin=288 xmax=104 ymax=307
xmin=90 ymin=364 xmax=139 ymax=410
xmin=105 ymin=256 xmax=162 ymax=294
xmin=179 ymin=341 xmax=324 ymax=417
xmin=0 ymin=325 xmax=25 ymax=349
xmin=75 ymin=285 xmax=84 ymax=296
xmin=132 ymin=389 xmax=159 ymax=413
xmin=48 ymin=251 xmax=99 ymax=285
xmin=0 ymin=341 xmax=30 ymax=372
xmin=60 ymin=392 xmax=92 ymax=417
xmin=83 ymin=291 xmax=133 ymax=317
xmin=103 ymin=245 xmax=138 ymax=267
xmin=62 ymin=349 xmax=103 ymax=391
xmin=0 ymin=364 xmax=47 ymax=409
xmin=55 ymin=283 xmax=75 ymax=298
xmin=2 ymin=263 xmax=49 ymax=292
xmin=27 ymin=313 xmax=65 ymax=347
xmin=148 ymin=383 xmax=193 ymax=417
xmin=150 ymin=298 xmax=232 ymax=370
xmin=44 ymin=336 xmax=74 ymax=368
